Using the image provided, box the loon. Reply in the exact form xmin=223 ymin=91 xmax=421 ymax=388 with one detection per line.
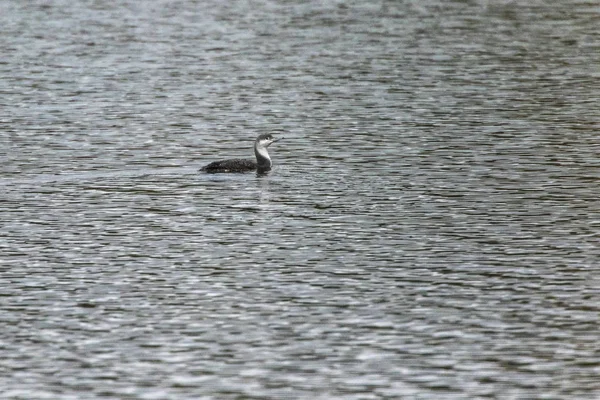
xmin=200 ymin=133 xmax=282 ymax=173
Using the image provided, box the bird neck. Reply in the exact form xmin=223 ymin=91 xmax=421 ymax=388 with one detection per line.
xmin=254 ymin=144 xmax=272 ymax=171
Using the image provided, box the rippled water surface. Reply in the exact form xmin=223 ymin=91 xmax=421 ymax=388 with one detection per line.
xmin=1 ymin=0 xmax=599 ymax=398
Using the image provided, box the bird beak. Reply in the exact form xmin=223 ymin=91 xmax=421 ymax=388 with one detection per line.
xmin=272 ymin=137 xmax=283 ymax=143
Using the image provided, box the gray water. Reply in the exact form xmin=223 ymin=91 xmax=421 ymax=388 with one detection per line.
xmin=1 ymin=1 xmax=599 ymax=399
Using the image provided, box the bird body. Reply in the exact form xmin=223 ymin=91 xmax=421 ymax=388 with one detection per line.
xmin=200 ymin=158 xmax=257 ymax=173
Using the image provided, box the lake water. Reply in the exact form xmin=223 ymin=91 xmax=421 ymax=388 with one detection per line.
xmin=1 ymin=0 xmax=599 ymax=398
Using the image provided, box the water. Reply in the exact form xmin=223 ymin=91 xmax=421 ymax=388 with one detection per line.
xmin=1 ymin=0 xmax=599 ymax=398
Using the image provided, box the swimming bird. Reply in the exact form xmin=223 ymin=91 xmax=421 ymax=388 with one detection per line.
xmin=200 ymin=133 xmax=282 ymax=173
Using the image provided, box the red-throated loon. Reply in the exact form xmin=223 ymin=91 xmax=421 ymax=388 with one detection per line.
xmin=200 ymin=133 xmax=282 ymax=173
